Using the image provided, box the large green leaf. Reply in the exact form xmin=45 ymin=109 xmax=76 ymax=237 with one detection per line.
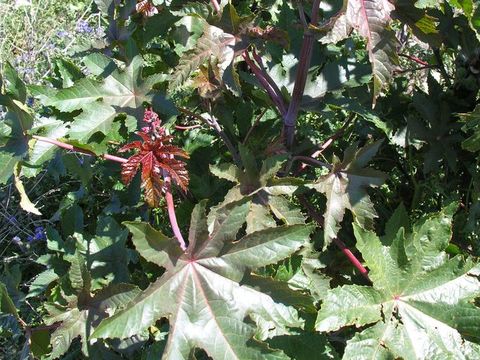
xmin=0 ymin=281 xmax=18 ymax=319
xmin=22 ymin=117 xmax=69 ymax=177
xmin=309 ymin=140 xmax=386 ymax=249
xmin=47 ymin=283 xmax=140 ymax=359
xmin=92 ymin=201 xmax=314 ymax=359
xmin=264 ymin=54 xmax=371 ymax=110
xmin=461 ymin=104 xmax=480 ymax=152
xmin=0 ymin=65 xmax=33 ymax=183
xmin=316 ymin=205 xmax=480 ymax=359
xmin=45 ymin=251 xmax=140 ymax=359
xmin=39 ymin=55 xmax=173 ymax=119
xmin=0 ymin=110 xmax=30 ymax=184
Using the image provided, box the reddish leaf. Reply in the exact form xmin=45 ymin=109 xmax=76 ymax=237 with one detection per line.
xmin=119 ymin=133 xmax=189 ymax=207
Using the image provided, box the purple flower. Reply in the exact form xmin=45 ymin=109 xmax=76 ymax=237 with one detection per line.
xmin=76 ymin=20 xmax=93 ymax=34
xmin=27 ymin=226 xmax=46 ymax=242
xmin=8 ymin=215 xmax=17 ymax=224
xmin=12 ymin=236 xmax=21 ymax=245
xmin=56 ymin=30 xmax=69 ymax=38
xmin=26 ymin=97 xmax=34 ymax=107
xmin=23 ymin=67 xmax=35 ymax=75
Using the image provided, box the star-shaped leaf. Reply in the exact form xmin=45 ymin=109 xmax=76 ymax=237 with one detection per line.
xmin=92 ymin=200 xmax=313 ymax=359
xmin=170 ymin=23 xmax=236 ymax=90
xmin=309 ymin=140 xmax=386 ymax=249
xmin=316 ymin=204 xmax=480 ymax=359
xmin=44 ymin=252 xmax=140 ymax=359
xmin=0 ymin=64 xmax=33 ymax=183
xmin=41 ymin=55 xmax=170 ymax=116
xmin=210 ymin=148 xmax=305 ymax=234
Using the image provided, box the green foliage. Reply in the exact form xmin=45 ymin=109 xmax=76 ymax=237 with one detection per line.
xmin=317 ymin=205 xmax=480 ymax=359
xmin=1 ymin=0 xmax=480 ymax=359
xmin=309 ymin=141 xmax=386 ymax=249
xmin=93 ymin=201 xmax=314 ymax=358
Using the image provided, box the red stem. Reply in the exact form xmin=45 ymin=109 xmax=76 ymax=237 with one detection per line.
xmin=297 ymin=115 xmax=355 ymax=173
xmin=399 ymin=53 xmax=429 ymax=67
xmin=32 ymin=135 xmax=127 ymax=164
xmin=163 ymin=171 xmax=187 ymax=251
xmin=175 ymin=124 xmax=202 ymax=130
xmin=243 ymin=52 xmax=287 ymax=116
xmin=332 ymin=238 xmax=370 ymax=280
xmin=283 ymin=0 xmax=321 ymax=148
xmin=210 ymin=0 xmax=220 ymax=13
xmin=298 ymin=195 xmax=370 ymax=281
xmin=251 ymin=49 xmax=287 ymax=113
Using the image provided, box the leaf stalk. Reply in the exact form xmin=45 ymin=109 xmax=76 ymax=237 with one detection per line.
xmin=163 ymin=170 xmax=187 ymax=251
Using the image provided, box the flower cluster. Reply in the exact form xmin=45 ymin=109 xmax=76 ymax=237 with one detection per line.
xmin=27 ymin=226 xmax=46 ymax=242
xmin=136 ymin=0 xmax=158 ymax=17
xmin=76 ymin=20 xmax=94 ymax=34
xmin=141 ymin=108 xmax=165 ymax=136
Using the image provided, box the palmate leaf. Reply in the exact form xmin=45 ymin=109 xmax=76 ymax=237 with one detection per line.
xmin=0 ymin=65 xmax=33 ymax=183
xmin=119 ymin=132 xmax=189 ymax=208
xmin=170 ymin=23 xmax=236 ymax=90
xmin=92 ymin=201 xmax=314 ymax=359
xmin=22 ymin=117 xmax=68 ymax=178
xmin=395 ymin=76 xmax=462 ymax=173
xmin=0 ymin=115 xmax=28 ymax=184
xmin=461 ymin=104 xmax=480 ymax=152
xmin=318 ymin=0 xmax=399 ymax=102
xmin=316 ymin=205 xmax=480 ymax=359
xmin=210 ymin=150 xmax=305 ymax=234
xmin=45 ymin=252 xmax=140 ymax=359
xmin=42 ymin=55 xmax=168 ymax=116
xmin=309 ymin=140 xmax=386 ymax=249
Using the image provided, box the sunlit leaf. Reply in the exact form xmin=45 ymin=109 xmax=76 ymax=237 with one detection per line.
xmin=316 ymin=205 xmax=480 ymax=359
xmin=92 ymin=201 xmax=313 ymax=359
xmin=309 ymin=140 xmax=386 ymax=249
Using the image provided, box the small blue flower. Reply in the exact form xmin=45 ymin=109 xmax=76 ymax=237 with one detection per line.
xmin=33 ymin=226 xmax=46 ymax=241
xmin=12 ymin=236 xmax=21 ymax=244
xmin=26 ymin=97 xmax=34 ymax=107
xmin=8 ymin=215 xmax=17 ymax=224
xmin=27 ymin=235 xmax=34 ymax=242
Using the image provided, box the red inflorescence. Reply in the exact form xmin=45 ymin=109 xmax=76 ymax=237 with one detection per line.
xmin=119 ymin=109 xmax=189 ymax=208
